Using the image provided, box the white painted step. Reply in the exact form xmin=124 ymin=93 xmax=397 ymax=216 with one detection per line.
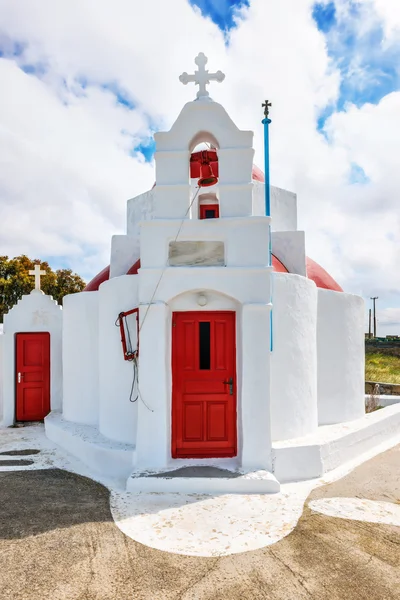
xmin=126 ymin=466 xmax=280 ymax=494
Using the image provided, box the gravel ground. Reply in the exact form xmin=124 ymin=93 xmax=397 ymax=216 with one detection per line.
xmin=0 ymin=446 xmax=399 ymax=600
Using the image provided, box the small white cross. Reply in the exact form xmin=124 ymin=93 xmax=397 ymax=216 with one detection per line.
xmin=29 ymin=264 xmax=46 ymax=290
xmin=179 ymin=53 xmax=225 ymax=100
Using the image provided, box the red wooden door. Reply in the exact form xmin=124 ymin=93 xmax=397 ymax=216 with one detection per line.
xmin=16 ymin=333 xmax=50 ymax=421
xmin=172 ymin=311 xmax=237 ymax=458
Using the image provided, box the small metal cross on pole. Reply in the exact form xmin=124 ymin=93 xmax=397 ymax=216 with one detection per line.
xmin=179 ymin=52 xmax=225 ymax=99
xmin=262 ymin=100 xmax=272 ymax=119
xmin=29 ymin=264 xmax=46 ymax=291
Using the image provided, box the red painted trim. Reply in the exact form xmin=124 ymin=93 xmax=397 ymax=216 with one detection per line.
xmin=126 ymin=258 xmax=140 ymax=275
xmin=84 ymin=265 xmax=110 ymax=291
xmin=117 ymin=308 xmax=139 ymax=360
xmin=271 ymin=254 xmax=288 ymax=273
xmin=171 ymin=311 xmax=237 ymax=459
xmin=199 ymin=204 xmax=220 ymax=219
xmin=16 ymin=332 xmax=50 ymax=421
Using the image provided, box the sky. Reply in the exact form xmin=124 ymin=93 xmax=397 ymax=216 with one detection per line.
xmin=0 ymin=0 xmax=399 ymax=335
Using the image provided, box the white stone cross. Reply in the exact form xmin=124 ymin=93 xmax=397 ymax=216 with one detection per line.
xmin=179 ymin=53 xmax=225 ymax=99
xmin=29 ymin=264 xmax=46 ymax=290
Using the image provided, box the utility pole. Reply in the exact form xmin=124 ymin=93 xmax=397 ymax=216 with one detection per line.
xmin=368 ymin=308 xmax=372 ymax=338
xmin=370 ymin=297 xmax=378 ymax=338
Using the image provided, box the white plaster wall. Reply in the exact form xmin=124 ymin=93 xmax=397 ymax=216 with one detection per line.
xmin=154 ymin=150 xmax=190 ymax=185
xmin=110 ymin=235 xmax=139 ymax=279
xmin=126 ymin=189 xmax=154 ymax=237
xmin=317 ymin=289 xmax=365 ymax=424
xmin=253 ymin=182 xmax=297 ymax=231
xmin=271 ymin=273 xmax=318 ymax=441
xmin=1 ymin=291 xmax=62 ymax=426
xmin=135 ymin=301 xmax=169 ymax=470
xmin=98 ymin=275 xmax=139 ymax=445
xmin=271 ymin=231 xmax=306 ymax=276
xmin=241 ymin=302 xmax=272 ymax=470
xmin=139 ymin=267 xmax=272 ymax=307
xmin=154 ymin=101 xmax=253 ymax=153
xmin=140 ymin=217 xmax=271 ymax=269
xmin=62 ymin=292 xmax=99 ymax=426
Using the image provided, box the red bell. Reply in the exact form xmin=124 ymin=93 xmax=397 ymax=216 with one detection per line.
xmin=198 ymin=152 xmax=218 ymax=187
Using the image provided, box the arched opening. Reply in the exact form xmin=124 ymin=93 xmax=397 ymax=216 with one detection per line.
xmin=189 ymin=131 xmax=220 ymax=153
xmin=189 ymin=134 xmax=220 ymax=219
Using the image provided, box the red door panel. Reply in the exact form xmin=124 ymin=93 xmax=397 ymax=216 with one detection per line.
xmin=16 ymin=333 xmax=50 ymax=421
xmin=172 ymin=311 xmax=237 ymax=458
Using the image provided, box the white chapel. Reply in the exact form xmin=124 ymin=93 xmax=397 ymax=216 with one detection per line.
xmin=1 ymin=54 xmax=375 ymax=492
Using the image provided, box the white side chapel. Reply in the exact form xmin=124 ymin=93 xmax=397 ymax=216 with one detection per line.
xmin=0 ymin=54 xmax=369 ymax=492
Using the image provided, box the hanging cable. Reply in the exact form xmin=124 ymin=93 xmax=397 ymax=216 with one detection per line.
xmin=131 ymin=184 xmax=202 ymax=412
xmin=115 ymin=312 xmax=139 ymax=403
xmin=114 ymin=185 xmax=202 ymax=411
xmin=129 ymin=356 xmax=139 ymax=403
xmin=138 ymin=184 xmax=202 ymax=336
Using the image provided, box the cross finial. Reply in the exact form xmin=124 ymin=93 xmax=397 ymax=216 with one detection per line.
xmin=179 ymin=53 xmax=225 ymax=100
xmin=29 ymin=264 xmax=46 ymax=291
xmin=262 ymin=100 xmax=272 ymax=119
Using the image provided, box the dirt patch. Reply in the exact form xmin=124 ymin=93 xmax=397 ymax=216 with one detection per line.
xmin=0 ymin=448 xmax=399 ymax=600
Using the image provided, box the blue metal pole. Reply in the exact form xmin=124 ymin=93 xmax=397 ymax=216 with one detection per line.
xmin=262 ymin=102 xmax=273 ymax=351
xmin=262 ymin=116 xmax=271 ymax=218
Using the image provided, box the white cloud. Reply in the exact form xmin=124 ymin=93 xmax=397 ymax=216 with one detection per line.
xmin=0 ymin=0 xmax=399 ymax=331
xmin=371 ymin=0 xmax=400 ymax=40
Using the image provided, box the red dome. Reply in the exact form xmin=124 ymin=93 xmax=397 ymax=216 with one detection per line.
xmin=272 ymin=255 xmax=288 ymax=273
xmin=306 ymin=257 xmax=343 ymax=292
xmin=84 ymin=265 xmax=110 ymax=292
xmin=83 ymin=254 xmax=342 ymax=293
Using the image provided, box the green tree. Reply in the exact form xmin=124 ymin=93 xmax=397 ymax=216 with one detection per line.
xmin=0 ymin=255 xmax=86 ymax=323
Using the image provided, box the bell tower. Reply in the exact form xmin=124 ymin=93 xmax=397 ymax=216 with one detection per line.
xmin=134 ymin=53 xmax=274 ymax=485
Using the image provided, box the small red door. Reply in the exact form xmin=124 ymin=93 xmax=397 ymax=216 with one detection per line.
xmin=172 ymin=311 xmax=237 ymax=458
xmin=199 ymin=204 xmax=219 ymax=219
xmin=16 ymin=332 xmax=50 ymax=421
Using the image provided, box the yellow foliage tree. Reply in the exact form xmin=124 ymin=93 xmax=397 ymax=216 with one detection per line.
xmin=0 ymin=255 xmax=86 ymax=323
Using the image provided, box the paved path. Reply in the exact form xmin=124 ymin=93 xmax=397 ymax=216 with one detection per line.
xmin=0 ymin=446 xmax=399 ymax=599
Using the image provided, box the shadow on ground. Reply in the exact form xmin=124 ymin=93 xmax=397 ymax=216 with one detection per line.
xmin=0 ymin=469 xmax=113 ymax=540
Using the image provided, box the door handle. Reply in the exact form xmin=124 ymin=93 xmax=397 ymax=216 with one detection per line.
xmin=18 ymin=372 xmax=23 ymax=384
xmin=223 ymin=377 xmax=233 ymax=395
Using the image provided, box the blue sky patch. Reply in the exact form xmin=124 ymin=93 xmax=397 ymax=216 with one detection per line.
xmin=100 ymin=81 xmax=136 ymax=110
xmin=349 ymin=163 xmax=370 ymax=185
xmin=312 ymin=2 xmax=336 ymax=33
xmin=0 ymin=36 xmax=25 ymax=58
xmin=313 ymin=0 xmax=400 ymax=129
xmin=133 ymin=137 xmax=156 ymax=163
xmin=20 ymin=62 xmax=48 ymax=77
xmin=189 ymin=0 xmax=249 ymax=32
